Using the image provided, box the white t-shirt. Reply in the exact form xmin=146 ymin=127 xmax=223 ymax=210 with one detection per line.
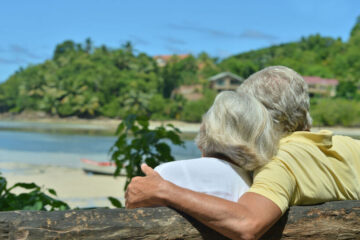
xmin=155 ymin=157 xmax=251 ymax=202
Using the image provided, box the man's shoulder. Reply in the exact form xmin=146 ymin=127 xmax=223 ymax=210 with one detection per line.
xmin=276 ymin=130 xmax=335 ymax=159
xmin=253 ymin=155 xmax=293 ymax=179
xmin=332 ymin=134 xmax=360 ymax=145
xmin=255 ymin=131 xmax=331 ymax=176
xmin=280 ymin=130 xmax=333 ymax=145
xmin=278 ymin=131 xmax=360 ymax=162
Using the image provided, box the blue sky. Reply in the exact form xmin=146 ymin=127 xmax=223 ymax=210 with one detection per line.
xmin=0 ymin=0 xmax=359 ymax=82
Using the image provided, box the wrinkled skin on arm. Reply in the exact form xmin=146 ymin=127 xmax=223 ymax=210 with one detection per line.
xmin=125 ymin=164 xmax=282 ymax=240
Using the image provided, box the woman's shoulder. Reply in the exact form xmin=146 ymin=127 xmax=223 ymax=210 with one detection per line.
xmin=155 ymin=157 xmax=251 ymax=187
xmin=155 ymin=157 xmax=251 ymax=201
xmin=155 ymin=157 xmax=231 ymax=173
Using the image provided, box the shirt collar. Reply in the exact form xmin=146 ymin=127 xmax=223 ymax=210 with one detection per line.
xmin=280 ymin=130 xmax=333 ymax=148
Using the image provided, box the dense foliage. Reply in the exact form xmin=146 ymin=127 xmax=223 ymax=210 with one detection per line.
xmin=0 ymin=173 xmax=69 ymax=211
xmin=228 ymin=16 xmax=360 ymax=82
xmin=109 ymin=114 xmax=184 ymax=190
xmin=0 ymin=39 xmax=217 ymax=121
xmin=0 ymin=17 xmax=360 ymax=125
xmin=311 ymin=98 xmax=360 ymax=127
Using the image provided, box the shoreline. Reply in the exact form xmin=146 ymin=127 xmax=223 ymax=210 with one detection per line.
xmin=1 ymin=114 xmax=360 ymax=137
xmin=0 ymin=113 xmax=201 ymax=134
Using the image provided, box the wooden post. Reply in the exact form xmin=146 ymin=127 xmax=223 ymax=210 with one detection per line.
xmin=0 ymin=200 xmax=359 ymax=240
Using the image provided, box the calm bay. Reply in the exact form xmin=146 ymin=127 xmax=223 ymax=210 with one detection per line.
xmin=0 ymin=121 xmax=201 ymax=170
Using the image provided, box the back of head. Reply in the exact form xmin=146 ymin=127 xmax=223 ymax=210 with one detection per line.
xmin=196 ymin=91 xmax=279 ymax=171
xmin=237 ymin=66 xmax=312 ymax=135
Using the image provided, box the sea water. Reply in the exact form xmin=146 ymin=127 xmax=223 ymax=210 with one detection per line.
xmin=0 ymin=122 xmax=201 ymax=169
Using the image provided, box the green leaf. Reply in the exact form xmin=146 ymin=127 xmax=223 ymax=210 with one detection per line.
xmin=115 ymin=123 xmax=125 ymax=135
xmin=155 ymin=143 xmax=171 ymax=155
xmin=108 ymin=196 xmax=123 ymax=208
xmin=124 ymin=114 xmax=137 ymax=129
xmin=9 ymin=182 xmax=40 ymax=191
xmin=145 ymin=157 xmax=157 ymax=168
xmin=48 ymin=188 xmax=57 ymax=196
xmin=0 ymin=177 xmax=7 ymax=195
xmin=33 ymin=201 xmax=43 ymax=210
xmin=166 ymin=131 xmax=184 ymax=145
xmin=59 ymin=205 xmax=68 ymax=211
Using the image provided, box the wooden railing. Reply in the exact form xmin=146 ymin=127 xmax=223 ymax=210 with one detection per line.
xmin=0 ymin=201 xmax=359 ymax=239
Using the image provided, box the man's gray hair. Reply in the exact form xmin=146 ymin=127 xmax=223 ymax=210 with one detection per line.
xmin=237 ymin=66 xmax=312 ymax=135
xmin=195 ymin=91 xmax=279 ymax=171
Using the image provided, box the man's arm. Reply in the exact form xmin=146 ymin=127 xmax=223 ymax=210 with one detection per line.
xmin=126 ymin=164 xmax=282 ymax=240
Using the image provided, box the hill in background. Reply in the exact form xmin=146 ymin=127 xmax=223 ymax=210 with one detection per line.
xmin=0 ymin=16 xmax=359 ymax=125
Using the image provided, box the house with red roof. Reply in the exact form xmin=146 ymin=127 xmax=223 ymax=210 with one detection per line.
xmin=303 ymin=76 xmax=339 ymax=97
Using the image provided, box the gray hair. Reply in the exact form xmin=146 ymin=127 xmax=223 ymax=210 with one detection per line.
xmin=195 ymin=91 xmax=279 ymax=171
xmin=237 ymin=66 xmax=312 ymax=135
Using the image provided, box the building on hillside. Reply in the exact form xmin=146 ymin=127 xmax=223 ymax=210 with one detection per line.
xmin=303 ymin=76 xmax=339 ymax=97
xmin=153 ymin=54 xmax=190 ymax=67
xmin=208 ymin=72 xmax=244 ymax=92
xmin=171 ymin=84 xmax=203 ymax=101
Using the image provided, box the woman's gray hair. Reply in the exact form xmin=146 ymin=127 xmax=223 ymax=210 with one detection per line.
xmin=237 ymin=66 xmax=312 ymax=135
xmin=195 ymin=91 xmax=279 ymax=171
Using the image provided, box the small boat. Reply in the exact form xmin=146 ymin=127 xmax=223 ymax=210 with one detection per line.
xmin=81 ymin=158 xmax=120 ymax=176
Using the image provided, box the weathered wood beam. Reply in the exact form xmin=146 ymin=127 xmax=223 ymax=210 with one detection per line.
xmin=0 ymin=200 xmax=359 ymax=240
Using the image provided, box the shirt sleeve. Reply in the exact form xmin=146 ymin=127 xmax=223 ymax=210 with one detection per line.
xmin=154 ymin=161 xmax=186 ymax=184
xmin=248 ymin=158 xmax=296 ymax=214
xmin=355 ymin=139 xmax=360 ymax=149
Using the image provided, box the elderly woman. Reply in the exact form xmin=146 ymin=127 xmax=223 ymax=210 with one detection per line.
xmin=154 ymin=91 xmax=280 ymax=202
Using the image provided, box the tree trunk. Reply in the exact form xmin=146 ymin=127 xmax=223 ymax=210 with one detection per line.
xmin=0 ymin=200 xmax=359 ymax=240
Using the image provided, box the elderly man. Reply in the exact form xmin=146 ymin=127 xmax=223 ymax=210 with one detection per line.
xmin=125 ymin=66 xmax=360 ymax=240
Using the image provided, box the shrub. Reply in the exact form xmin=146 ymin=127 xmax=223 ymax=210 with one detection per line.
xmin=181 ymin=90 xmax=216 ymax=122
xmin=109 ymin=114 xmax=184 ymax=190
xmin=311 ymin=98 xmax=360 ymax=127
xmin=0 ymin=173 xmax=69 ymax=211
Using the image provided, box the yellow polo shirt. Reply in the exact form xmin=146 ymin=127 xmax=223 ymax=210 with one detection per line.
xmin=248 ymin=130 xmax=360 ymax=214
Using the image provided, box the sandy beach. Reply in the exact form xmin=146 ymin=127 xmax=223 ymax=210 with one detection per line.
xmin=1 ymin=162 xmax=126 ymax=209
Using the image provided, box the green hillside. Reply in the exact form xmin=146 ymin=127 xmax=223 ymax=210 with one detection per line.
xmin=0 ymin=16 xmax=360 ymax=124
xmin=222 ymin=16 xmax=360 ymax=82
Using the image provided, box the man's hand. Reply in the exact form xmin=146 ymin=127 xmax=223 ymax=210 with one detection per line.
xmin=125 ymin=163 xmax=282 ymax=240
xmin=125 ymin=164 xmax=168 ymax=208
